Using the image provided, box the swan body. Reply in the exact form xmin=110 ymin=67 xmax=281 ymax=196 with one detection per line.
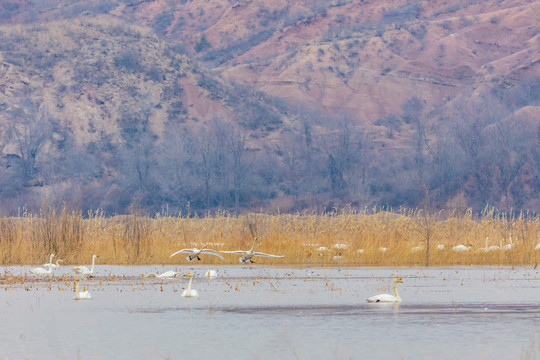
xmin=437 ymin=244 xmax=445 ymax=250
xmin=535 ymin=243 xmax=540 ymax=250
xmin=145 ymin=271 xmax=181 ymax=279
xmin=205 ymin=270 xmax=218 ymax=278
xmin=30 ymin=254 xmax=55 ymax=275
xmin=379 ymin=247 xmax=388 ymax=253
xmin=74 ymin=278 xmax=92 ymax=300
xmin=29 ymin=266 xmax=53 ymax=275
xmin=367 ymin=277 xmax=403 ymax=303
xmin=452 ymin=245 xmax=469 ymax=252
xmin=316 ymin=246 xmax=328 ymax=252
xmin=73 ymin=254 xmax=98 ymax=275
xmin=182 ymin=273 xmax=199 ymax=298
xmin=221 ymin=237 xmax=284 ymax=263
xmin=170 ymin=247 xmax=224 ymax=262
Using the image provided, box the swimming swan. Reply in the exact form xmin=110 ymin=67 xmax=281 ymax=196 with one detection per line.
xmin=30 ymin=254 xmax=55 ymax=275
xmin=169 ymin=247 xmax=224 ymax=262
xmin=145 ymin=271 xmax=181 ymax=279
xmin=43 ymin=259 xmax=64 ymax=268
xmin=221 ymin=237 xmax=284 ymax=263
xmin=182 ymin=273 xmax=199 ymax=298
xmin=73 ymin=254 xmax=98 ymax=275
xmin=366 ymin=277 xmax=403 ymax=303
xmin=74 ymin=277 xmax=92 ymax=300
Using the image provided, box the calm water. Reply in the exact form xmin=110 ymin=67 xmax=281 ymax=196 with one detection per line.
xmin=1 ymin=265 xmax=540 ymax=359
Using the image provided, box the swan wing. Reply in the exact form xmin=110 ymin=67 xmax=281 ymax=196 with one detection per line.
xmin=200 ymin=249 xmax=225 ymax=259
xmin=220 ymin=250 xmax=248 ymax=255
xmin=253 ymin=252 xmax=284 ymax=258
xmin=366 ymin=294 xmax=399 ymax=303
xmin=169 ymin=249 xmax=194 ymax=258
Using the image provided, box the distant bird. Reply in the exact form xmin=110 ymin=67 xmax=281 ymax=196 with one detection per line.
xmin=170 ymin=247 xmax=224 ymax=262
xmin=205 ymin=270 xmax=218 ymax=279
xmin=73 ymin=254 xmax=98 ymax=275
xmin=411 ymin=246 xmax=422 ymax=253
xmin=437 ymin=244 xmax=445 ymax=250
xmin=74 ymin=277 xmax=92 ymax=300
xmin=452 ymin=245 xmax=470 ymax=252
xmin=333 ymin=244 xmax=349 ymax=250
xmin=221 ymin=237 xmax=284 ymax=263
xmin=182 ymin=273 xmax=199 ymax=298
xmin=145 ymin=271 xmax=181 ymax=279
xmin=367 ymin=277 xmax=403 ymax=303
xmin=535 ymin=243 xmax=540 ymax=250
xmin=316 ymin=246 xmax=328 ymax=253
xmin=501 ymin=234 xmax=514 ymax=251
xmin=357 ymin=249 xmax=365 ymax=254
xmin=43 ymin=259 xmax=64 ymax=269
xmin=30 ymin=254 xmax=55 ymax=275
xmin=478 ymin=237 xmax=499 ymax=252
xmin=379 ymin=247 xmax=388 ymax=253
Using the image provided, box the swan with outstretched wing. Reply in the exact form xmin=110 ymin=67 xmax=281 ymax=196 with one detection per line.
xmin=221 ymin=237 xmax=284 ymax=263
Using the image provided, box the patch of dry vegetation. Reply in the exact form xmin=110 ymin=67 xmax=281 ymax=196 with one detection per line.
xmin=0 ymin=205 xmax=539 ymax=267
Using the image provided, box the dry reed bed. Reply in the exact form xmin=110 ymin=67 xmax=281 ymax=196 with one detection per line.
xmin=0 ymin=207 xmax=539 ymax=267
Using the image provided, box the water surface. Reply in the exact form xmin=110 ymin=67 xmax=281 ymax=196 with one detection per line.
xmin=1 ymin=266 xmax=539 ymax=359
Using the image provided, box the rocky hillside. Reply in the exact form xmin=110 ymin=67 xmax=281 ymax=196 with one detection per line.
xmin=0 ymin=0 xmax=539 ymax=214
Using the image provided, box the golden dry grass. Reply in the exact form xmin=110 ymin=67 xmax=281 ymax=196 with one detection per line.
xmin=0 ymin=205 xmax=539 ymax=267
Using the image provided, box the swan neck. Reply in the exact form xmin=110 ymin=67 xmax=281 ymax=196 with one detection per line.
xmin=187 ymin=276 xmax=193 ymax=291
xmin=393 ymin=282 xmax=400 ymax=300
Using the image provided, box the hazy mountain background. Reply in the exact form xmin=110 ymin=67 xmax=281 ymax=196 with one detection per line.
xmin=0 ymin=0 xmax=538 ymax=215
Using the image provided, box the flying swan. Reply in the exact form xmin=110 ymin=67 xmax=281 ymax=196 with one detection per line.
xmin=30 ymin=254 xmax=55 ymax=275
xmin=74 ymin=277 xmax=92 ymax=300
xmin=366 ymin=277 xmax=403 ymax=303
xmin=169 ymin=247 xmax=224 ymax=262
xmin=182 ymin=273 xmax=199 ymax=298
xmin=73 ymin=254 xmax=98 ymax=275
xmin=145 ymin=271 xmax=181 ymax=279
xmin=221 ymin=237 xmax=284 ymax=263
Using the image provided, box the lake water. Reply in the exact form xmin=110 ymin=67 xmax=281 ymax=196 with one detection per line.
xmin=1 ymin=265 xmax=540 ymax=359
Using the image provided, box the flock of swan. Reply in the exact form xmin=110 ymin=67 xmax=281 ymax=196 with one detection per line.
xmin=26 ymin=240 xmax=285 ymax=301
xmin=313 ymin=233 xmax=534 ymax=255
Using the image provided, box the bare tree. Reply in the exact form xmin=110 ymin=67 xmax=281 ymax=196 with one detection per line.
xmin=6 ymin=95 xmax=52 ymax=182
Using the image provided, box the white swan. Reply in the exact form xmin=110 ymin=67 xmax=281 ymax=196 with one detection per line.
xmin=367 ymin=277 xmax=403 ymax=303
xmin=452 ymin=245 xmax=470 ymax=252
xmin=73 ymin=254 xmax=98 ymax=275
xmin=478 ymin=237 xmax=499 ymax=252
xmin=74 ymin=278 xmax=92 ymax=300
xmin=30 ymin=254 xmax=55 ymax=275
xmin=170 ymin=247 xmax=224 ymax=262
xmin=221 ymin=237 xmax=284 ymax=263
xmin=411 ymin=246 xmax=422 ymax=253
xmin=501 ymin=234 xmax=514 ymax=250
xmin=43 ymin=259 xmax=64 ymax=269
xmin=145 ymin=271 xmax=181 ymax=279
xmin=205 ymin=270 xmax=218 ymax=278
xmin=182 ymin=273 xmax=199 ymax=298
xmin=30 ymin=266 xmax=53 ymax=275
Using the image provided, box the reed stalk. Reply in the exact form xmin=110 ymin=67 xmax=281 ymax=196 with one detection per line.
xmin=0 ymin=205 xmax=538 ymax=266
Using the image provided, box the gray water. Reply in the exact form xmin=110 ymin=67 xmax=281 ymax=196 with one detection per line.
xmin=1 ymin=265 xmax=540 ymax=360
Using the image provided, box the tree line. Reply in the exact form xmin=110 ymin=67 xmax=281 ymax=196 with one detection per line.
xmin=1 ymin=75 xmax=539 ymax=215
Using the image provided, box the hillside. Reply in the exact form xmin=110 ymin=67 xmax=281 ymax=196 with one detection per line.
xmin=0 ymin=0 xmax=539 ymax=214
